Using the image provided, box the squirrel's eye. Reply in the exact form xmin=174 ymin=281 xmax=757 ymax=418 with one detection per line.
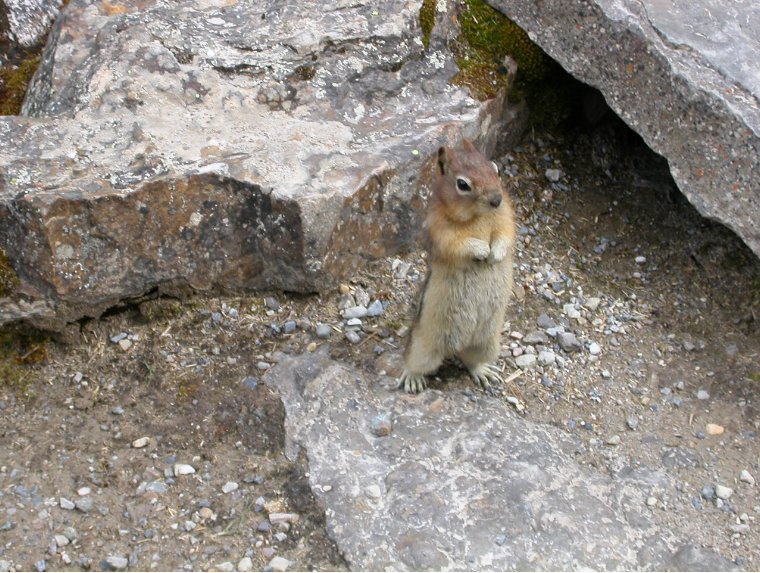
xmin=456 ymin=178 xmax=472 ymax=192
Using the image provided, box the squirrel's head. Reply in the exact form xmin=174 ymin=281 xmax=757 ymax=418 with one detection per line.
xmin=433 ymin=139 xmax=504 ymax=222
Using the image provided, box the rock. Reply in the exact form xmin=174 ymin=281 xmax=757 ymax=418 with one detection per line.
xmin=715 ymin=485 xmax=733 ymax=500
xmin=706 ymin=423 xmax=724 ymax=436
xmin=370 ymin=414 xmax=393 ymax=437
xmin=536 ymin=314 xmax=557 ymax=330
xmin=269 ymin=513 xmax=299 ymax=526
xmin=74 ymin=497 xmax=93 ymax=513
xmin=345 ymin=331 xmax=362 ymax=345
xmin=0 ymin=0 xmax=520 ymax=330
xmin=366 ymin=300 xmax=385 ymax=317
xmin=606 ymin=435 xmax=621 ymax=446
xmin=588 ymin=342 xmax=601 ymax=356
xmin=696 ymin=390 xmax=710 ymax=400
xmin=222 ymin=481 xmax=239 ymax=494
xmin=626 ymin=417 xmax=639 ymax=431
xmin=174 ymin=463 xmax=196 ymax=476
xmin=558 ymin=332 xmax=582 ymax=353
xmin=131 ymin=436 xmax=150 ymax=448
xmin=0 ymin=0 xmax=61 ymax=50
xmin=315 ymin=324 xmax=333 ymax=339
xmin=562 ymin=303 xmax=581 ymax=319
xmin=265 ymin=351 xmax=732 ymax=571
xmin=54 ymin=534 xmax=69 ymax=547
xmin=237 ymin=557 xmax=253 ymax=572
xmin=523 ymin=331 xmax=549 ymax=345
xmin=268 ymin=557 xmax=291 ymax=572
xmin=282 ymin=320 xmax=297 ymax=334
xmin=545 ymin=168 xmax=562 ymax=182
xmin=584 ymin=298 xmax=601 ymax=312
xmin=537 ymin=350 xmax=556 ymax=366
xmin=515 ymin=354 xmax=537 ymax=370
xmin=59 ymin=497 xmax=75 ymax=510
xmin=342 ymin=306 xmax=368 ymax=320
xmin=216 ymin=562 xmax=235 ymax=573
xmin=106 ymin=556 xmax=128 ymax=570
xmin=487 ymin=0 xmax=760 ymax=260
xmin=740 ymin=470 xmax=755 ymax=486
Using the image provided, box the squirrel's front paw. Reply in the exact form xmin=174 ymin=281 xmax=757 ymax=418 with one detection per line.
xmin=487 ymin=237 xmax=512 ymax=264
xmin=463 ymin=238 xmax=491 ymax=261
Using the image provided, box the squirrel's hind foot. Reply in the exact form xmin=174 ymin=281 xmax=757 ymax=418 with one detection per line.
xmin=398 ymin=370 xmax=428 ymax=394
xmin=468 ymin=363 xmax=503 ymax=392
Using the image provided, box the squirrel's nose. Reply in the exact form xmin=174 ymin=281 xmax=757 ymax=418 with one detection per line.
xmin=489 ymin=193 xmax=502 ymax=208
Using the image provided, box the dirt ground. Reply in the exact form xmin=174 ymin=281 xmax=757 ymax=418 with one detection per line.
xmin=1 ymin=109 xmax=760 ymax=572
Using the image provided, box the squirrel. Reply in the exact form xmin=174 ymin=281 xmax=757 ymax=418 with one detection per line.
xmin=399 ymin=138 xmax=516 ymax=393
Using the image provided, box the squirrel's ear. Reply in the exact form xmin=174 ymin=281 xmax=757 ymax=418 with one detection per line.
xmin=437 ymin=146 xmax=448 ymax=175
xmin=461 ymin=138 xmax=477 ymax=152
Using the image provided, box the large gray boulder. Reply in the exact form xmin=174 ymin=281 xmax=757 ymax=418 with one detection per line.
xmin=487 ymin=0 xmax=760 ymax=259
xmin=266 ymin=351 xmax=738 ymax=571
xmin=0 ymin=0 xmax=521 ymax=329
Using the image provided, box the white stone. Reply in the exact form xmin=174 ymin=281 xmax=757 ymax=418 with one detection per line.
xmin=715 ymin=485 xmax=733 ymax=500
xmin=131 ymin=436 xmax=150 ymax=448
xmin=174 ymin=463 xmax=196 ymax=476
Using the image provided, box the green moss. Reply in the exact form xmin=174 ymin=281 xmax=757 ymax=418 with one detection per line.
xmin=419 ymin=0 xmax=437 ymax=49
xmin=452 ymin=0 xmax=552 ymax=101
xmin=0 ymin=249 xmax=19 ymax=297
xmin=0 ymin=330 xmax=48 ymax=395
xmin=0 ymin=55 xmax=41 ymax=116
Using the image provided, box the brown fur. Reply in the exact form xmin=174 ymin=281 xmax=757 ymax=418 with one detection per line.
xmin=400 ymin=139 xmax=516 ymax=393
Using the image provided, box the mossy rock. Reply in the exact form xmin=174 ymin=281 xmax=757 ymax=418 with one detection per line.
xmin=0 ymin=249 xmax=20 ymax=297
xmin=0 ymin=54 xmax=41 ymax=115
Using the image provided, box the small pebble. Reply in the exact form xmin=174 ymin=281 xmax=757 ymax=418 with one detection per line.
xmin=110 ymin=332 xmax=127 ymax=343
xmin=282 ymin=321 xmax=297 ymax=334
xmin=366 ymin=300 xmax=384 ymax=317
xmin=626 ymin=417 xmax=639 ymax=431
xmin=54 ymin=534 xmax=70 ymax=547
xmin=634 ymin=256 xmax=646 ymax=264
xmin=237 ymin=557 xmax=253 ymax=572
xmin=262 ymin=547 xmax=277 ymax=559
xmin=77 ymin=487 xmax=91 ymax=496
xmin=118 ymin=338 xmax=132 ymax=351
xmin=646 ymin=496 xmax=657 ymax=507
xmin=371 ymin=414 xmax=392 ymax=436
xmin=696 ymin=390 xmax=710 ymax=400
xmin=274 ymin=532 xmax=288 ymax=543
xmin=515 ymin=354 xmax=537 ymax=369
xmin=106 ymin=556 xmax=128 ymax=570
xmin=606 ymin=435 xmax=621 ymax=446
xmin=217 ymin=561 xmax=235 ymax=572
xmin=588 ymin=342 xmax=601 ymax=356
xmin=269 ymin=513 xmax=299 ymax=525
xmin=342 ymin=306 xmax=368 ymax=319
xmin=268 ymin=556 xmax=291 ymax=572
xmin=75 ymin=498 xmax=93 ymax=513
xmin=257 ymin=520 xmax=271 ymax=533
xmin=536 ymin=314 xmax=556 ymax=329
xmin=132 ymin=436 xmax=150 ymax=448
xmin=523 ymin=331 xmax=549 ymax=345
xmin=537 ymin=350 xmax=556 ymax=366
xmin=35 ymin=560 xmax=46 ymax=572
xmin=60 ymin=497 xmax=75 ymax=510
xmin=706 ymin=423 xmax=724 ymax=436
xmin=545 ymin=168 xmax=562 ymax=182
xmin=558 ymin=332 xmax=582 ymax=353
xmin=740 ymin=470 xmax=755 ymax=485
xmin=174 ymin=463 xmax=196 ymax=476
xmin=345 ymin=331 xmax=362 ymax=344
xmin=111 ymin=406 xmax=124 ymax=415
xmin=715 ymin=485 xmax=733 ymax=500
xmin=315 ymin=324 xmax=332 ymax=339
xmin=264 ymin=297 xmax=281 ymax=312
xmin=222 ymin=482 xmax=239 ymax=494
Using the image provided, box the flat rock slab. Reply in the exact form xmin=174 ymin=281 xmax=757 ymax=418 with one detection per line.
xmin=0 ymin=0 xmax=518 ymax=329
xmin=266 ymin=351 xmax=737 ymax=571
xmin=487 ymin=0 xmax=760 ymax=259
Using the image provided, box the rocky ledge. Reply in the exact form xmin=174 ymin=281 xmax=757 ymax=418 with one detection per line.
xmin=0 ymin=0 xmax=521 ymax=330
xmin=487 ymin=0 xmax=760 ymax=259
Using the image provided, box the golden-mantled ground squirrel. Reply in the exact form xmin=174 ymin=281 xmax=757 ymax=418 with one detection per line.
xmin=399 ymin=139 xmax=516 ymax=393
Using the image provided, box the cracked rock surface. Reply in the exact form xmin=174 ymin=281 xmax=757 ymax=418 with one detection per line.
xmin=266 ymin=350 xmax=737 ymax=571
xmin=487 ymin=0 xmax=760 ymax=260
xmin=0 ymin=0 xmax=519 ymax=329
